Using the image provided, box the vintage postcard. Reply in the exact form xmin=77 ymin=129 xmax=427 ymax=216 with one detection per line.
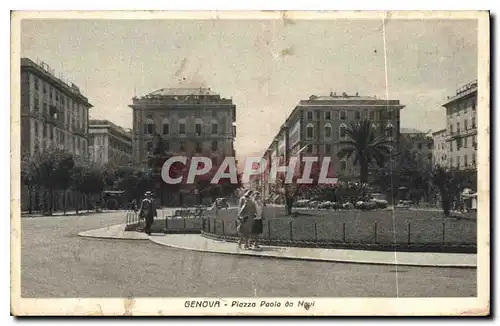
xmin=10 ymin=10 xmax=490 ymax=316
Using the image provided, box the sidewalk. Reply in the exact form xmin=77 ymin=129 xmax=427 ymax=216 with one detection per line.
xmin=21 ymin=210 xmax=114 ymax=218
xmin=78 ymin=224 xmax=476 ymax=268
xmin=78 ymin=224 xmax=149 ymax=240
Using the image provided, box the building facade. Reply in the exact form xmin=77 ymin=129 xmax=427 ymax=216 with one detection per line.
xmin=259 ymin=92 xmax=405 ymax=197
xmin=130 ymin=87 xmax=236 ymax=166
xmin=88 ymin=119 xmax=133 ymax=166
xmin=400 ymin=128 xmax=434 ymax=165
xmin=129 ymin=88 xmax=236 ymax=206
xmin=21 ymin=58 xmax=92 ymax=157
xmin=432 ymin=129 xmax=448 ymax=167
xmin=442 ymin=80 xmax=478 ymax=170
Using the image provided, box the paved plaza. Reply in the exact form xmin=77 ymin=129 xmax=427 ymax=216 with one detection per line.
xmin=21 ymin=211 xmax=477 ymax=298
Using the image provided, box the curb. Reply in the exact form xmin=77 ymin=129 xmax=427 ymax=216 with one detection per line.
xmin=149 ymin=236 xmax=477 ymax=269
xmin=201 ymin=232 xmax=477 ymax=254
xmin=78 ymin=234 xmax=150 ymax=241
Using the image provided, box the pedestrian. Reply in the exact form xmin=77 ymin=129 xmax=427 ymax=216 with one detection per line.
xmin=138 ymin=191 xmax=157 ymax=235
xmin=250 ymin=191 xmax=264 ymax=249
xmin=237 ymin=190 xmax=255 ymax=249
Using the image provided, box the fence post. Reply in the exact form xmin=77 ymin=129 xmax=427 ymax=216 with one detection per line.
xmin=407 ymin=222 xmax=411 ymax=245
xmin=268 ymin=220 xmax=272 ymax=240
xmin=342 ymin=222 xmax=346 ymax=243
xmin=314 ymin=222 xmax=318 ymax=242
xmin=289 ymin=220 xmax=293 ymax=241
xmin=442 ymin=221 xmax=446 ymax=245
xmin=183 ymin=218 xmax=186 ymax=230
xmin=165 ymin=218 xmax=169 ymax=232
xmin=222 ymin=221 xmax=225 ymax=235
xmin=374 ymin=222 xmax=378 ymax=244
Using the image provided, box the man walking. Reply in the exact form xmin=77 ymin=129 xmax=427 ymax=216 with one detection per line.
xmin=138 ymin=191 xmax=157 ymax=236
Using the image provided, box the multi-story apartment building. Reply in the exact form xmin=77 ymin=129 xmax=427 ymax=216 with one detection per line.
xmin=21 ymin=58 xmax=92 ymax=157
xmin=88 ymin=119 xmax=133 ymax=166
xmin=129 ymin=87 xmax=236 ymax=205
xmin=442 ymin=80 xmax=478 ymax=170
xmin=259 ymin=92 xmax=405 ymax=196
xmin=400 ymin=128 xmax=434 ymax=165
xmin=432 ymin=129 xmax=448 ymax=168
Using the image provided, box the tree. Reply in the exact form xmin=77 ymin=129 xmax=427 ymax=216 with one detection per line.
xmin=275 ymin=159 xmax=332 ymax=215
xmin=72 ymin=160 xmax=106 ymax=212
xmin=24 ymin=145 xmax=75 ymax=215
xmin=337 ymin=120 xmax=393 ymax=183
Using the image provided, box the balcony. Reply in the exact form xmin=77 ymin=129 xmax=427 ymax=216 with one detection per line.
xmin=72 ymin=126 xmax=87 ymax=137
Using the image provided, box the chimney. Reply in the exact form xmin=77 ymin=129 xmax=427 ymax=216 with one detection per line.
xmin=330 ymin=91 xmax=334 ymax=97
xmin=355 ymin=92 xmax=359 ymax=96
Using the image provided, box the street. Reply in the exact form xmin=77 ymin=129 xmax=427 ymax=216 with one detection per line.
xmin=21 ymin=212 xmax=476 ymax=298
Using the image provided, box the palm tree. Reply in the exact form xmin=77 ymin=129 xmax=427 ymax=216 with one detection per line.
xmin=337 ymin=119 xmax=394 ymax=183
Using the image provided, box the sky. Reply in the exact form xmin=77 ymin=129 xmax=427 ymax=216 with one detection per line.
xmin=20 ymin=17 xmax=478 ymax=159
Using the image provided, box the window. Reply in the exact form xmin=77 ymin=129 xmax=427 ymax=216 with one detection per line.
xmin=340 ymin=124 xmax=347 ymax=139
xmin=418 ymin=143 xmax=422 ymax=150
xmin=306 ymin=124 xmax=314 ymax=140
xmin=464 ymin=154 xmax=468 ymax=167
xmin=325 ymin=144 xmax=331 ymax=154
xmin=472 ymin=99 xmax=476 ymax=111
xmin=162 ymin=122 xmax=169 ymax=135
xmin=355 ymin=111 xmax=361 ymax=120
xmin=449 ymin=124 xmax=454 ymax=134
xmin=472 ymin=117 xmax=476 ymax=128
xmin=340 ymin=110 xmax=347 ymax=120
xmin=464 ymin=137 xmax=468 ymax=148
xmin=324 ymin=123 xmax=332 ymax=138
xmin=386 ymin=123 xmax=394 ymax=138
xmin=427 ymin=143 xmax=432 ymax=150
xmin=162 ymin=118 xmax=169 ymax=135
xmin=369 ymin=111 xmax=375 ymax=120
xmin=450 ymin=141 xmax=453 ymax=152
xmin=180 ymin=141 xmax=185 ymax=151
xmin=34 ymin=121 xmax=38 ymax=136
xmin=450 ymin=157 xmax=454 ymax=167
xmin=43 ymin=84 xmax=47 ymax=94
xmin=211 ymin=140 xmax=218 ymax=151
xmin=427 ymin=153 xmax=432 ymax=161
xmin=456 ymin=156 xmax=460 ymax=169
xmin=144 ymin=118 xmax=154 ymax=135
xmin=340 ymin=160 xmax=347 ymax=172
xmin=387 ymin=110 xmax=393 ymax=120
xmin=179 ymin=121 xmax=186 ymax=134
xmin=456 ymin=122 xmax=460 ymax=133
xmin=307 ymin=111 xmax=313 ymax=121
xmin=211 ymin=121 xmax=218 ymax=134
xmin=195 ymin=122 xmax=202 ymax=136
xmin=34 ymin=78 xmax=39 ymax=90
xmin=325 ymin=111 xmax=331 ymax=120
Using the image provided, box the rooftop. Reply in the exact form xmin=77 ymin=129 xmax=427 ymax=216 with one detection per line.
xmin=310 ymin=92 xmax=377 ymax=101
xmin=400 ymin=128 xmax=425 ymax=134
xmin=89 ymin=119 xmax=131 ymax=136
xmin=443 ymin=80 xmax=478 ymax=106
xmin=143 ymin=87 xmax=219 ymax=97
xmin=21 ymin=57 xmax=92 ymax=106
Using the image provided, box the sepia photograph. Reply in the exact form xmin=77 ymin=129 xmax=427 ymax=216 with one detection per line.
xmin=10 ymin=10 xmax=490 ymax=316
